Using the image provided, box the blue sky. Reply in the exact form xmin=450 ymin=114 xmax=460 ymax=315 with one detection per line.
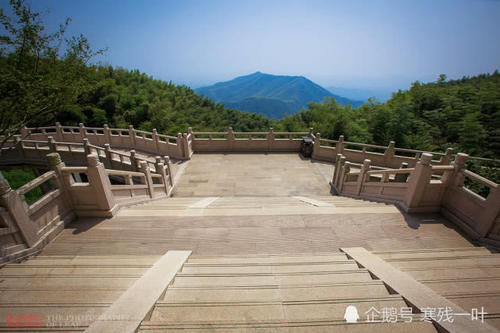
xmin=19 ymin=0 xmax=500 ymax=92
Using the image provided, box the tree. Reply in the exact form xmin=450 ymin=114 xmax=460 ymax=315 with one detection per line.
xmin=0 ymin=0 xmax=105 ymax=146
xmin=459 ymin=112 xmax=487 ymax=155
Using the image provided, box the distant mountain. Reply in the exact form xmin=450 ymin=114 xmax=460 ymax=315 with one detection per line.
xmin=326 ymin=86 xmax=392 ymax=102
xmin=195 ymin=72 xmax=363 ymax=119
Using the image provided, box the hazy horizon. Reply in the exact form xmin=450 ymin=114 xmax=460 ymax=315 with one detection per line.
xmin=23 ymin=0 xmax=500 ymax=93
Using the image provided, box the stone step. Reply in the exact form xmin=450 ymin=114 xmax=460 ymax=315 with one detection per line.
xmin=171 ymin=271 xmax=373 ymax=288
xmin=0 ymin=266 xmax=147 ymax=277
xmin=447 ymin=292 xmax=500 ymax=314
xmin=423 ymin=277 xmax=500 ymax=295
xmin=390 ymin=256 xmax=500 ymax=269
xmin=0 ymin=276 xmax=135 ymax=289
xmin=181 ymin=262 xmax=359 ymax=274
xmin=149 ymin=296 xmax=407 ymax=323
xmin=403 ymin=266 xmax=500 ymax=280
xmin=186 ymin=254 xmax=349 ymax=265
xmin=120 ymin=205 xmax=400 ymax=217
xmin=138 ymin=321 xmax=437 ymax=332
xmin=14 ymin=257 xmax=158 ymax=266
xmin=163 ymin=282 xmax=390 ymax=303
xmin=376 ymin=247 xmax=491 ymax=260
xmin=0 ymin=290 xmax=121 ymax=304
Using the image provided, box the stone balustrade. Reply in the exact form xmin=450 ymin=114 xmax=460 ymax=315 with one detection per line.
xmin=0 ymin=137 xmax=170 ymax=175
xmin=333 ymin=152 xmax=500 ymax=249
xmin=0 ymin=152 xmax=173 ymax=263
xmin=188 ymin=127 xmax=313 ymax=152
xmin=17 ymin=124 xmax=496 ymax=168
xmin=21 ymin=123 xmax=188 ymax=160
xmin=2 ymin=123 xmax=499 ymax=259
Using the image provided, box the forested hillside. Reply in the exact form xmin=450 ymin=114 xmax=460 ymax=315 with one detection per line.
xmin=1 ymin=0 xmax=498 ymax=161
xmin=196 ymin=72 xmax=363 ymax=119
xmin=277 ymin=73 xmax=500 ymax=160
xmin=56 ymin=67 xmax=272 ymax=134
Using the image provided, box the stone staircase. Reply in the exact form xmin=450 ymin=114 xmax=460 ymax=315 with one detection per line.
xmin=119 ymin=195 xmax=397 ymax=218
xmin=138 ymin=252 xmax=437 ymax=332
xmin=0 ymin=254 xmax=161 ymax=331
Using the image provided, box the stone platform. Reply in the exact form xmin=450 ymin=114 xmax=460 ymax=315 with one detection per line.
xmin=1 ymin=153 xmax=498 ymax=332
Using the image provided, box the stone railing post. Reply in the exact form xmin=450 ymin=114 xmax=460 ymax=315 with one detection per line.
xmin=163 ymin=156 xmax=173 ymax=186
xmin=404 ymin=153 xmax=433 ymax=211
xmin=129 ymin=150 xmax=137 ymax=171
xmin=152 ymin=129 xmax=159 ymax=152
xmin=128 ymin=125 xmax=136 ymax=147
xmin=336 ymin=135 xmax=344 ymax=154
xmin=155 ymin=156 xmax=162 ymax=173
xmin=395 ymin=162 xmax=409 ymax=183
xmin=440 ymin=148 xmax=454 ymax=165
xmin=15 ymin=136 xmax=26 ymax=159
xmin=384 ymin=141 xmax=395 ymax=166
xmin=356 ymin=159 xmax=371 ymax=195
xmin=55 ymin=122 xmax=63 ymax=140
xmin=156 ymin=161 xmax=169 ymax=194
xmin=338 ymin=162 xmax=350 ymax=193
xmin=103 ymin=124 xmax=111 ymax=143
xmin=332 ymin=153 xmax=342 ymax=185
xmin=182 ymin=133 xmax=190 ymax=159
xmin=176 ymin=133 xmax=184 ymax=158
xmin=227 ymin=126 xmax=235 ymax=151
xmin=140 ymin=161 xmax=154 ymax=198
xmin=335 ymin=155 xmax=347 ymax=190
xmin=477 ymin=183 xmax=500 ymax=237
xmin=47 ymin=136 xmax=56 ymax=153
xmin=79 ymin=123 xmax=86 ymax=140
xmin=312 ymin=132 xmax=321 ymax=159
xmin=83 ymin=138 xmax=91 ymax=155
xmin=267 ymin=127 xmax=274 ymax=151
xmin=21 ymin=126 xmax=30 ymax=139
xmin=46 ymin=152 xmax=73 ymax=210
xmin=451 ymin=153 xmax=468 ymax=187
xmin=0 ymin=173 xmax=38 ymax=247
xmin=86 ymin=154 xmax=115 ymax=213
xmin=104 ymin=144 xmax=113 ymax=169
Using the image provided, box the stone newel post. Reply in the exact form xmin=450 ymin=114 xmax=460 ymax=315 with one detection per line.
xmin=312 ymin=132 xmax=321 ymax=159
xmin=129 ymin=125 xmax=136 ymax=147
xmin=0 ymin=173 xmax=38 ymax=247
xmin=79 ymin=123 xmax=86 ymax=140
xmin=332 ymin=153 xmax=342 ymax=185
xmin=404 ymin=153 xmax=433 ymax=211
xmin=336 ymin=135 xmax=344 ymax=154
xmin=356 ymin=159 xmax=371 ymax=195
xmin=140 ymin=161 xmax=154 ymax=198
xmin=86 ymin=154 xmax=115 ymax=213
xmin=384 ymin=141 xmax=395 ymax=166
xmin=55 ymin=122 xmax=63 ymax=141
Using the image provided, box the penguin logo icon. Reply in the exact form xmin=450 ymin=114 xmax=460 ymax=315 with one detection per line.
xmin=344 ymin=305 xmax=360 ymax=323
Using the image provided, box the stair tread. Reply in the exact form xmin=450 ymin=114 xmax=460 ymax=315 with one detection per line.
xmin=149 ymin=296 xmax=407 ymax=322
xmin=163 ymin=283 xmax=390 ymax=302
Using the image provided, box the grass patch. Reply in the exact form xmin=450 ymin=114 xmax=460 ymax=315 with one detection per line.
xmin=2 ymin=168 xmax=44 ymax=204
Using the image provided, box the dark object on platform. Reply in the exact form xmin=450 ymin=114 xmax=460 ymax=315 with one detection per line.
xmin=301 ymin=136 xmax=314 ymax=158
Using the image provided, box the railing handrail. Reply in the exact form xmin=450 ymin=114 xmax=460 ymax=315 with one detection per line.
xmin=463 ymin=169 xmax=498 ymax=189
xmin=106 ymin=169 xmax=144 ymax=177
xmin=16 ymin=170 xmax=56 ymax=195
xmin=365 ymin=168 xmax=415 ymax=175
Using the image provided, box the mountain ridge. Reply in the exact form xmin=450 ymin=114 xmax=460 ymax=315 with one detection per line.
xmin=195 ymin=72 xmax=363 ymax=119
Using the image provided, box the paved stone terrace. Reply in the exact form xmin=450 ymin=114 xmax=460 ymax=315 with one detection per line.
xmin=41 ymin=153 xmax=473 ymax=257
